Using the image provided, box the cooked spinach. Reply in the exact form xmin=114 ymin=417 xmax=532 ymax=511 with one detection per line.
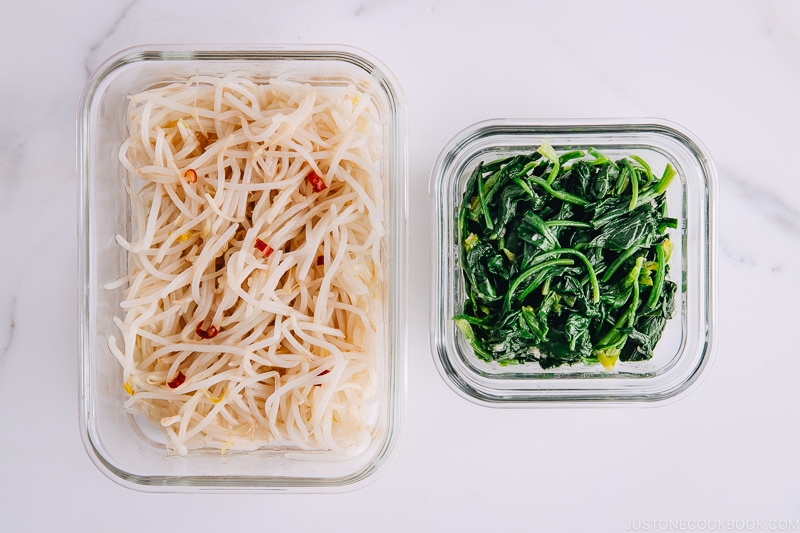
xmin=455 ymin=144 xmax=678 ymax=370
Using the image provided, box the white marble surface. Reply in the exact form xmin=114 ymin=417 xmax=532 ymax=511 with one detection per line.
xmin=2 ymin=1 xmax=800 ymax=531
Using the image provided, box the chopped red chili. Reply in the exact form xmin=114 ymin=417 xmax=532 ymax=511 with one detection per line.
xmin=316 ymin=255 xmax=324 ymax=266
xmin=254 ymin=238 xmax=274 ymax=257
xmin=184 ymin=168 xmax=198 ymax=183
xmin=315 ymin=368 xmax=330 ymax=386
xmin=168 ymin=371 xmax=186 ymax=389
xmin=195 ymin=322 xmax=219 ymax=339
xmin=306 ymin=171 xmax=327 ymax=192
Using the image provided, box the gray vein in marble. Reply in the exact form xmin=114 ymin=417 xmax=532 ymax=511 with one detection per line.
xmin=0 ymin=104 xmax=53 ymax=169
xmin=723 ymin=165 xmax=800 ymax=239
xmin=720 ymin=243 xmax=758 ymax=269
xmin=0 ymin=137 xmax=25 ymax=192
xmin=353 ymin=1 xmax=383 ymax=17
xmin=83 ymin=0 xmax=139 ymax=77
xmin=0 ymin=297 xmax=15 ymax=365
xmin=0 ymin=95 xmax=76 ymax=199
xmin=719 ymin=164 xmax=800 ymax=272
xmin=760 ymin=0 xmax=800 ymax=77
xmin=719 ymin=240 xmax=785 ymax=274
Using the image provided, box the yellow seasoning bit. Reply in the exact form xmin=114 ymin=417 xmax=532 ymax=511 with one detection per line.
xmin=464 ymin=232 xmax=479 ymax=252
xmin=220 ymin=439 xmax=234 ymax=455
xmin=661 ymin=237 xmax=673 ymax=261
xmin=207 ymin=389 xmax=226 ymax=404
xmin=595 ymin=346 xmax=621 ymax=371
xmin=598 ymin=354 xmax=618 ymax=370
xmin=123 ymin=381 xmax=134 ymax=395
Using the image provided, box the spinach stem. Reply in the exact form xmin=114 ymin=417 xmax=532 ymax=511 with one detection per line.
xmin=601 ymin=245 xmax=639 ymax=282
xmin=630 ymin=155 xmax=653 ymax=183
xmin=526 ymin=248 xmax=600 ymax=303
xmin=512 ymin=176 xmax=533 ymax=197
xmin=627 ymin=257 xmax=644 ymax=327
xmin=477 ymin=167 xmax=494 ymax=231
xmin=559 ymin=150 xmax=585 ymax=165
xmin=634 ymin=163 xmax=676 ymax=209
xmin=520 ymin=160 xmax=538 ymax=175
xmin=623 ymin=158 xmax=639 ymax=211
xmin=537 ymin=143 xmax=561 ymax=185
xmin=647 ymin=241 xmax=666 ymax=309
xmin=597 ymin=257 xmax=644 ymax=346
xmin=528 ymin=176 xmax=589 ymax=206
xmin=545 ymin=220 xmax=592 ymax=228
xmin=596 ymin=309 xmax=632 ymax=348
xmin=615 ymin=164 xmax=629 ymax=196
xmin=506 ymin=258 xmax=575 ymax=310
xmin=588 ymin=147 xmax=611 ymax=166
xmin=455 ymin=318 xmax=493 ymax=361
xmin=541 ymin=277 xmax=551 ymax=295
xmin=655 ymin=164 xmax=676 ymax=195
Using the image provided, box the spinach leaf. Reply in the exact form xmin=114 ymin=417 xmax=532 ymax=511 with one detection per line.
xmin=589 ymin=206 xmax=657 ymax=251
xmin=463 ymin=238 xmax=505 ymax=303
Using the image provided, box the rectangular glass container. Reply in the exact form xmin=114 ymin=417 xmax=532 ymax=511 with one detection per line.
xmin=78 ymin=45 xmax=407 ymax=491
xmin=430 ymin=119 xmax=716 ymax=405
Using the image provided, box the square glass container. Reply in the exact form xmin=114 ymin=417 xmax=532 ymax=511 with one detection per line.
xmin=78 ymin=45 xmax=407 ymax=491
xmin=430 ymin=119 xmax=716 ymax=406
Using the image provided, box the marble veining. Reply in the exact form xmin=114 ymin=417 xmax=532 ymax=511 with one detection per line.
xmin=353 ymin=2 xmax=379 ymax=17
xmin=720 ymin=243 xmax=759 ymax=269
xmin=0 ymin=296 xmax=15 ymax=366
xmin=760 ymin=0 xmax=800 ymax=76
xmin=82 ymin=0 xmax=139 ymax=77
xmin=3 ymin=1 xmax=800 ymax=531
xmin=716 ymin=165 xmax=800 ymax=272
xmin=723 ymin=166 xmax=800 ymax=239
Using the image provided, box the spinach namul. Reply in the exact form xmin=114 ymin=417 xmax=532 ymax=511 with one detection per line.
xmin=455 ymin=144 xmax=677 ymax=370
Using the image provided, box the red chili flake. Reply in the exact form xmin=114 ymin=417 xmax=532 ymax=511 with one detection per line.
xmin=168 ymin=371 xmax=186 ymax=389
xmin=184 ymin=168 xmax=198 ymax=183
xmin=254 ymin=238 xmax=274 ymax=257
xmin=195 ymin=322 xmax=219 ymax=339
xmin=315 ymin=368 xmax=330 ymax=387
xmin=305 ymin=171 xmax=327 ymax=193
xmin=316 ymin=255 xmax=324 ymax=266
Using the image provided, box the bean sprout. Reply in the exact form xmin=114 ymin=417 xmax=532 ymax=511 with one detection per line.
xmin=108 ymin=72 xmax=384 ymax=456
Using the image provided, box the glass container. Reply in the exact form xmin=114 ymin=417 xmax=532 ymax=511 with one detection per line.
xmin=78 ymin=45 xmax=407 ymax=491
xmin=430 ymin=118 xmax=716 ymax=406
